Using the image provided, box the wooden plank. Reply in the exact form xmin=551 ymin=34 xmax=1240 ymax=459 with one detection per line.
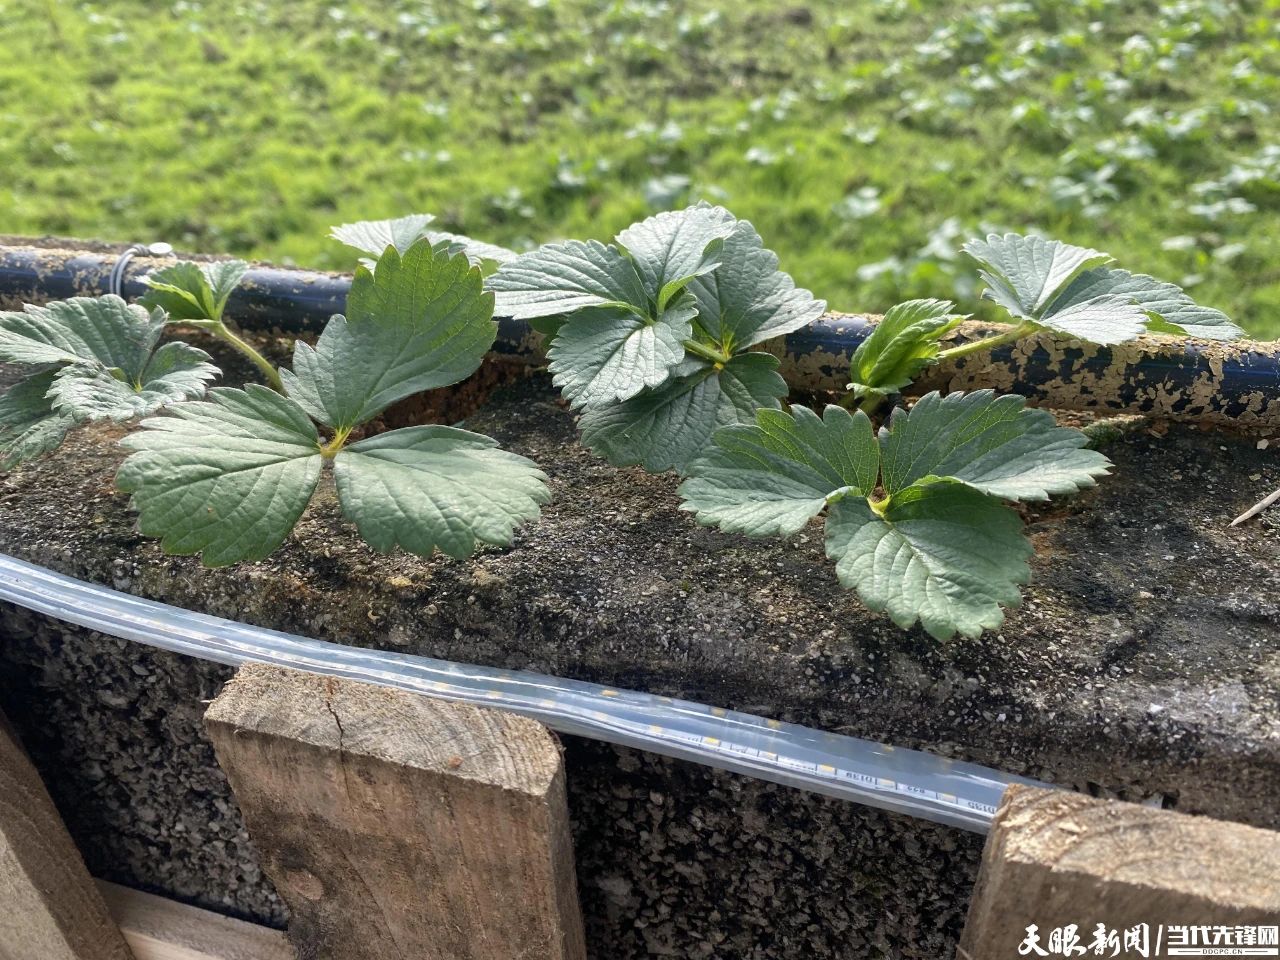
xmin=960 ymin=783 xmax=1280 ymax=959
xmin=96 ymin=881 xmax=292 ymax=960
xmin=203 ymin=664 xmax=587 ymax=960
xmin=0 ymin=709 xmax=135 ymax=960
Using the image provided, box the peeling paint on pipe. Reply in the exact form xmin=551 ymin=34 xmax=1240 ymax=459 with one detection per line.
xmin=1 ymin=241 xmax=1277 ymax=428
xmin=780 ymin=314 xmax=1280 ymax=430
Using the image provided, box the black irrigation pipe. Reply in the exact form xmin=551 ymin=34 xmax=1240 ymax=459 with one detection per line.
xmin=2 ymin=240 xmax=1277 ymax=429
xmin=2 ymin=240 xmax=1279 ymax=429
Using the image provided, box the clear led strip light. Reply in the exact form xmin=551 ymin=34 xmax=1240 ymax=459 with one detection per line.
xmin=0 ymin=552 xmax=1045 ymax=832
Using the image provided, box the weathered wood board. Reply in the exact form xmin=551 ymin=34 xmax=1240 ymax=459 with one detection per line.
xmin=0 ymin=709 xmax=135 ymax=960
xmin=204 ymin=663 xmax=586 ymax=960
xmin=98 ymin=881 xmax=292 ymax=960
xmin=961 ymin=784 xmax=1280 ymax=959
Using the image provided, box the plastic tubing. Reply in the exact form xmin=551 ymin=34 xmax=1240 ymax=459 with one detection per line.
xmin=0 ymin=552 xmax=1041 ymax=833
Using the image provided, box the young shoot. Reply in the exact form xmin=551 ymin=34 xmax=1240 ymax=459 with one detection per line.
xmin=843 ymin=298 xmax=967 ymax=415
xmin=139 ymin=259 xmax=281 ymax=390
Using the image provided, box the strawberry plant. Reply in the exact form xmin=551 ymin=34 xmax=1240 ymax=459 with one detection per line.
xmin=678 ymin=393 xmax=1109 ymax=640
xmin=679 ymin=229 xmax=1243 ymax=640
xmin=117 ymin=239 xmax=549 ymax=567
xmin=844 ymin=232 xmax=1244 ymax=411
xmin=0 ymin=214 xmax=1248 ymax=634
xmin=0 ymin=296 xmax=218 ymax=468
xmin=961 ymin=232 xmax=1244 ymax=345
xmin=0 ymin=233 xmax=545 ymax=568
xmin=488 ymin=203 xmax=826 ymax=472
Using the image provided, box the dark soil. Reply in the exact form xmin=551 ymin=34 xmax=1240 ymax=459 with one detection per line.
xmin=0 ymin=361 xmax=1277 ymax=959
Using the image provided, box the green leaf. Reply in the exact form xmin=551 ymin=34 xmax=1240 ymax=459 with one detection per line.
xmin=0 ymin=296 xmax=163 ymax=372
xmin=547 ymin=299 xmax=696 ymax=407
xmin=141 ymin=341 xmax=221 ymax=395
xmin=1052 ymin=267 xmax=1244 ymax=341
xmin=615 ymin=203 xmax=737 ymax=311
xmin=678 ymin=405 xmax=879 ymax=537
xmin=49 ymin=342 xmax=218 ymax=421
xmin=526 ymin=314 xmax=569 ymax=340
xmin=847 ymin=299 xmax=965 ymax=398
xmin=578 ymin=352 xmax=787 ymax=473
xmin=138 ymin=262 xmax=207 ymax=320
xmin=488 ymin=240 xmax=649 ymax=320
xmin=1036 ymin=294 xmax=1149 ymax=344
xmin=282 ymin=242 xmax=495 ymax=430
xmin=330 ymin=214 xmax=435 ymax=259
xmin=117 ymin=385 xmax=324 ymax=567
xmin=426 ymin=230 xmax=516 ymax=273
xmin=825 ymin=482 xmax=1032 ymax=641
xmin=204 ymin=260 xmax=251 ymax=318
xmin=963 ymin=233 xmax=1112 ymax=319
xmin=332 ymin=217 xmax=513 ymax=273
xmin=879 ymin=390 xmax=1110 ymax=501
xmin=333 ymin=425 xmax=549 ymax=560
xmin=687 ymin=218 xmax=826 ymax=349
xmin=0 ymin=295 xmax=219 ymax=454
xmin=140 ymin=260 xmax=249 ymax=322
xmin=963 ymin=233 xmax=1154 ymax=345
xmin=0 ymin=369 xmax=74 ymax=470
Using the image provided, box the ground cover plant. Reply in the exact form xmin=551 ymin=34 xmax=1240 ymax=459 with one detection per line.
xmin=3 ymin=0 xmax=1278 ymax=337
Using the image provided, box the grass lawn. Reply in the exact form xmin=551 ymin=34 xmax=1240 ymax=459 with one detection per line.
xmin=3 ymin=0 xmax=1278 ymax=337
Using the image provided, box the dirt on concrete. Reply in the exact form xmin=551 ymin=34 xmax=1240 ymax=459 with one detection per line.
xmin=0 ymin=360 xmax=1277 ymax=958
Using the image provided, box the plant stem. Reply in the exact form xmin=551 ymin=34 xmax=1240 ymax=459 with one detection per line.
xmin=683 ymin=339 xmax=733 ymax=366
xmin=838 ymin=388 xmax=886 ymax=417
xmin=211 ymin=323 xmax=282 ymax=390
xmin=936 ymin=321 xmax=1039 ymax=363
xmin=858 ymin=391 xmax=887 ymax=417
xmin=319 ymin=426 xmax=352 ymax=459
